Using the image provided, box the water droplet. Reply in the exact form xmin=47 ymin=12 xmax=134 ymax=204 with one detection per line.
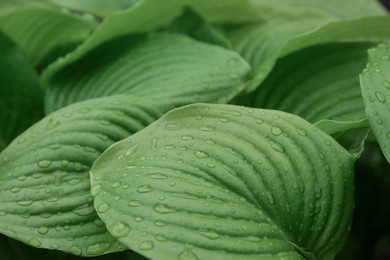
xmin=165 ymin=144 xmax=176 ymax=150
xmin=79 ymin=107 xmax=91 ymax=114
xmin=70 ymin=245 xmax=82 ymax=255
xmin=37 ymin=160 xmax=52 ymax=168
xmin=297 ymin=128 xmax=307 ymax=136
xmin=86 ymin=242 xmax=111 ymax=255
xmin=166 ymin=123 xmax=182 ymax=130
xmin=112 ymin=181 xmax=121 ymax=188
xmin=137 ymin=185 xmax=154 ymax=193
xmin=268 ymin=139 xmax=285 ymax=153
xmin=181 ymin=135 xmax=194 ymax=140
xmin=153 ymin=204 xmax=175 ymax=214
xmin=375 ymin=91 xmax=386 ymax=103
xmin=227 ymin=57 xmax=241 ymax=67
xmin=179 ymin=247 xmax=198 ymax=260
xmin=155 ymin=234 xmax=168 ymax=241
xmin=45 ymin=118 xmax=61 ymax=130
xmin=219 ymin=109 xmax=241 ymax=116
xmin=200 ymin=230 xmax=220 ymax=239
xmin=38 ymin=226 xmax=49 ymax=235
xmin=381 ymin=55 xmax=390 ymax=60
xmin=199 ymin=125 xmax=215 ymax=131
xmin=91 ymin=185 xmax=102 ymax=196
xmin=382 ymin=80 xmax=390 ymax=89
xmin=151 ymin=137 xmax=158 ymax=151
xmin=125 ymin=144 xmax=139 ymax=156
xmin=207 ymin=163 xmax=216 ymax=168
xmin=377 ymin=119 xmax=384 ymax=125
xmin=139 ymin=241 xmax=154 ymax=251
xmin=148 ymin=173 xmax=168 ymax=179
xmin=10 ymin=187 xmax=21 ymax=193
xmin=109 ymin=221 xmax=131 ymax=238
xmin=194 ymin=151 xmax=208 ymax=159
xmin=154 ymin=220 xmax=167 ymax=227
xmin=128 ymin=200 xmax=144 ymax=207
xmin=243 ymin=236 xmax=261 ymax=242
xmin=266 ymin=191 xmax=275 ymax=205
xmin=324 ymin=140 xmax=331 ymax=146
xmin=315 ymin=185 xmax=322 ymax=199
xmin=271 ymin=126 xmax=282 ymax=136
xmin=386 ymin=133 xmax=390 ymax=139
xmin=29 ymin=238 xmax=41 ymax=248
xmin=97 ymin=203 xmax=110 ymax=213
xmin=17 ymin=200 xmax=33 ymax=206
xmin=0 ymin=211 xmax=6 ymax=216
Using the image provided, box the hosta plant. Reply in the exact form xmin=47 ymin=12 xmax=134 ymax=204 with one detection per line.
xmin=1 ymin=0 xmax=390 ymax=259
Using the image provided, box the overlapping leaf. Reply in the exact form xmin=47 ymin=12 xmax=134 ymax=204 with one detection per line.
xmin=44 ymin=33 xmax=251 ymax=113
xmin=0 ymin=31 xmax=43 ymax=151
xmin=228 ymin=15 xmax=390 ymax=91
xmin=360 ymin=43 xmax=390 ymax=163
xmin=251 ymin=0 xmax=386 ymax=19
xmin=0 ymin=95 xmax=175 ymax=255
xmin=91 ymin=103 xmax=354 ymax=260
xmin=0 ymin=6 xmax=96 ymax=69
xmin=245 ymin=43 xmax=373 ymax=123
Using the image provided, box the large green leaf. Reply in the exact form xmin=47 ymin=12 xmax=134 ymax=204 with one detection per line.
xmin=91 ymin=103 xmax=354 ymax=260
xmin=0 ymin=31 xmax=43 ymax=151
xmin=40 ymin=0 xmax=183 ymax=85
xmin=0 ymin=95 xmax=175 ymax=255
xmin=242 ymin=43 xmax=373 ymax=123
xmin=360 ymin=43 xmax=390 ymax=164
xmin=44 ymin=33 xmax=251 ymax=113
xmin=0 ymin=6 xmax=96 ymax=70
xmin=51 ymin=0 xmax=141 ymax=17
xmin=228 ymin=15 xmax=390 ymax=92
xmin=251 ymin=0 xmax=386 ymax=19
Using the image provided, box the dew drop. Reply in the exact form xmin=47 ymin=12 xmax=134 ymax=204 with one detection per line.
xmin=375 ymin=91 xmax=386 ymax=103
xmin=38 ymin=226 xmax=49 ymax=235
xmin=112 ymin=181 xmax=121 ymax=188
xmin=79 ymin=107 xmax=91 ymax=114
xmin=97 ymin=203 xmax=110 ymax=213
xmin=125 ymin=144 xmax=139 ymax=157
xmin=86 ymin=242 xmax=112 ymax=255
xmin=148 ymin=173 xmax=168 ymax=179
xmin=266 ymin=191 xmax=275 ymax=205
xmin=194 ymin=151 xmax=208 ymax=159
xmin=37 ymin=160 xmax=52 ymax=168
xmin=139 ymin=241 xmax=154 ymax=251
xmin=128 ymin=200 xmax=144 ymax=207
xmin=271 ymin=126 xmax=282 ymax=136
xmin=70 ymin=245 xmax=82 ymax=255
xmin=45 ymin=118 xmax=61 ymax=130
xmin=17 ymin=200 xmax=33 ymax=206
xmin=222 ymin=164 xmax=238 ymax=176
xmin=268 ymin=139 xmax=285 ymax=153
xmin=179 ymin=247 xmax=198 ymax=260
xmin=181 ymin=135 xmax=194 ymax=140
xmin=151 ymin=137 xmax=158 ymax=150
xmin=377 ymin=119 xmax=384 ymax=125
xmin=109 ymin=221 xmax=131 ymax=238
xmin=155 ymin=234 xmax=168 ymax=241
xmin=199 ymin=125 xmax=215 ymax=131
xmin=137 ymin=185 xmax=154 ymax=193
xmin=227 ymin=57 xmax=241 ymax=67
xmin=153 ymin=204 xmax=175 ymax=214
xmin=91 ymin=185 xmax=102 ymax=196
xmin=382 ymin=80 xmax=390 ymax=89
xmin=200 ymin=230 xmax=220 ymax=240
xmin=29 ymin=238 xmax=41 ymax=248
xmin=315 ymin=185 xmax=322 ymax=199
xmin=165 ymin=123 xmax=182 ymax=130
xmin=297 ymin=128 xmax=307 ymax=136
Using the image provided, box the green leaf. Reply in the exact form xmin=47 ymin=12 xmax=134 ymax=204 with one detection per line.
xmin=40 ymin=0 xmax=184 ymax=85
xmin=52 ymin=0 xmax=141 ymax=17
xmin=91 ymin=103 xmax=354 ymax=260
xmin=360 ymin=43 xmax=390 ymax=164
xmin=0 ymin=95 xmax=175 ymax=255
xmin=44 ymin=33 xmax=251 ymax=113
xmin=238 ymin=43 xmax=373 ymax=123
xmin=0 ymin=6 xmax=96 ymax=70
xmin=228 ymin=15 xmax=390 ymax=92
xmin=0 ymin=31 xmax=43 ymax=151
xmin=251 ymin=0 xmax=386 ymax=19
xmin=168 ymin=7 xmax=232 ymax=49
xmin=314 ymin=119 xmax=370 ymax=159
